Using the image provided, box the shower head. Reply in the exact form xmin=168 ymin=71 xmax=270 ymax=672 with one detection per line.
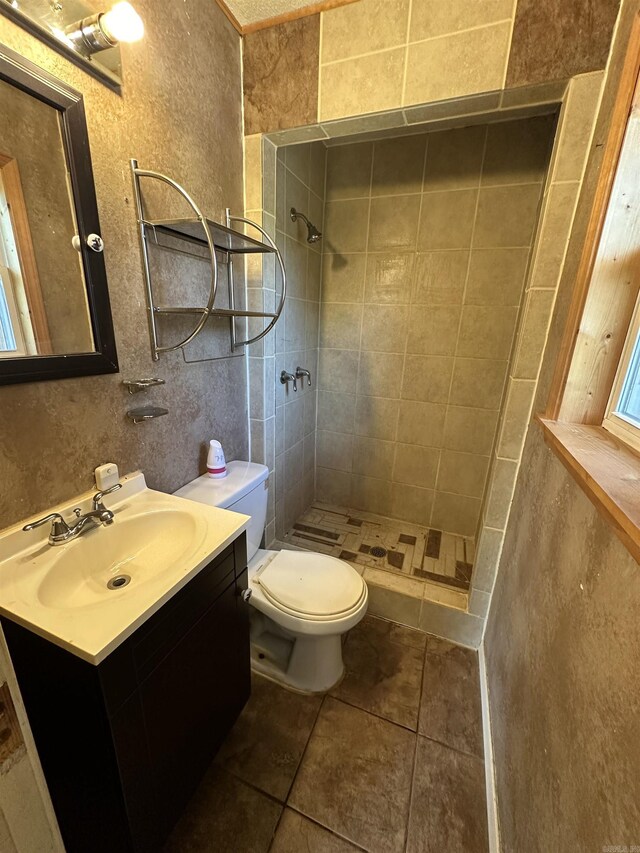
xmin=290 ymin=208 xmax=322 ymax=244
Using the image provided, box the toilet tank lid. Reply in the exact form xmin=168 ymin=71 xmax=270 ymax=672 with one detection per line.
xmin=174 ymin=460 xmax=269 ymax=509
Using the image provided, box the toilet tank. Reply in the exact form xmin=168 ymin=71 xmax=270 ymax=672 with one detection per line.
xmin=174 ymin=461 xmax=269 ymax=561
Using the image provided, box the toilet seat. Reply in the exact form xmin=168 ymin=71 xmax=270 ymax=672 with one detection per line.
xmin=254 ymin=550 xmax=365 ymax=621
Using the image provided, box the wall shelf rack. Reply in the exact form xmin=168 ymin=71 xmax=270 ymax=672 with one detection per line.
xmin=130 ymin=160 xmax=286 ymax=361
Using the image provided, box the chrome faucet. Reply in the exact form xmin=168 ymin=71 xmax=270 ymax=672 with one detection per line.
xmin=295 ymin=366 xmax=312 ymax=387
xmin=23 ymin=483 xmax=122 ymax=546
xmin=280 ymin=370 xmax=297 ymax=392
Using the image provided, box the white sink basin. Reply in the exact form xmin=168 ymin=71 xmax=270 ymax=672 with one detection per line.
xmin=38 ymin=508 xmax=202 ymax=609
xmin=0 ymin=472 xmax=249 ymax=663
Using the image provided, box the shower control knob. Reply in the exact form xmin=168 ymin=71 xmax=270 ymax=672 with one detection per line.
xmin=241 ymin=588 xmax=252 ymax=602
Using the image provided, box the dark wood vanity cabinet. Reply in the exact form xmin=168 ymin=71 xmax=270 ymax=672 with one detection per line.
xmin=1 ymin=533 xmax=250 ymax=853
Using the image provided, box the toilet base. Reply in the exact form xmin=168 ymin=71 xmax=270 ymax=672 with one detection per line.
xmin=250 ymin=611 xmax=345 ymax=693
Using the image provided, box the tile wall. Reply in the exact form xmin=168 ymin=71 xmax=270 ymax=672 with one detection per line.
xmin=245 ymin=138 xmax=326 ymax=544
xmin=243 ymin=0 xmax=619 ymax=133
xmin=316 ymin=116 xmax=555 ymax=538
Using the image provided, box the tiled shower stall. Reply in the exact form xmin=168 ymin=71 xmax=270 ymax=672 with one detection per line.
xmin=245 ymin=72 xmax=603 ymax=644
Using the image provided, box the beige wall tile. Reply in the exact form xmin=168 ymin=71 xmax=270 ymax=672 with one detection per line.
xmin=322 ymin=254 xmax=367 ymax=303
xmin=324 ymin=199 xmax=370 ymax=253
xmin=319 ymin=302 xmax=363 ymax=349
xmin=391 ymin=483 xmax=435 ymax=525
xmin=431 ymin=491 xmax=482 ymax=537
xmin=244 ymin=134 xmax=262 ymax=211
xmin=320 ymin=48 xmax=406 ymax=121
xmin=285 ymin=236 xmax=308 ymax=299
xmin=357 ymin=351 xmax=404 ymax=398
xmin=397 ymin=401 xmax=447 ymax=448
xmin=402 ymin=355 xmax=454 ymax=404
xmin=367 ymin=580 xmax=422 ymax=629
xmin=473 ymin=184 xmax=543 ymax=248
xmin=318 ymin=348 xmax=359 ymax=393
xmin=444 ymin=406 xmax=499 ymax=455
xmin=361 ymin=304 xmax=410 ymax=352
xmin=353 ymin=436 xmax=396 ymax=478
xmin=528 ymin=182 xmax=579 ymax=290
xmin=316 ymin=429 xmax=354 ymax=472
xmin=393 ymin=444 xmax=440 ymax=489
xmin=552 ymin=72 xmax=604 ymax=182
xmin=372 ymin=135 xmax=427 ymax=196
xmin=484 ymin=458 xmax=518 ymax=528
xmin=317 ymin=390 xmax=356 ymax=434
xmin=512 ymin=290 xmax=555 ymax=379
xmin=407 ymin=305 xmax=461 ymax=356
xmin=471 ymin=526 xmax=503 ymax=592
xmin=497 ymin=379 xmax=536 ymax=460
xmin=368 ymin=195 xmax=422 ymax=251
xmin=409 ymin=0 xmax=513 ymax=41
xmin=465 ymin=248 xmax=530 ymax=306
xmin=355 ymin=395 xmax=400 ymax=440
xmin=285 ymin=142 xmax=310 ymax=185
xmin=412 ymin=251 xmax=469 ymax=304
xmin=437 ymin=450 xmax=490 ymax=499
xmin=326 ymin=142 xmax=373 ymax=200
xmin=364 ymin=253 xmax=415 ymax=304
xmin=316 ymin=466 xmax=352 ymax=505
xmin=483 ymin=115 xmax=555 ymax=186
xmin=418 ymin=189 xmax=478 ymax=250
xmin=321 ymin=0 xmax=411 ymax=63
xmin=449 ymin=357 xmax=508 ymax=409
xmin=404 ymin=24 xmax=511 ymax=106
xmin=307 ymin=251 xmax=322 ymax=302
xmin=419 ymin=600 xmax=483 ymax=648
xmin=352 ymin=474 xmax=394 ymax=516
xmin=457 ymin=306 xmax=519 ymax=359
xmin=423 ymin=125 xmax=486 ymax=191
xmin=309 ymin=142 xmax=327 ymax=198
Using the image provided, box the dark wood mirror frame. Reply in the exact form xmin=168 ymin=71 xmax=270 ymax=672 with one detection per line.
xmin=0 ymin=43 xmax=118 ymax=385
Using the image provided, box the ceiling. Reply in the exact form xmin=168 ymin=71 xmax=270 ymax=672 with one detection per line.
xmin=217 ymin=0 xmax=358 ymax=31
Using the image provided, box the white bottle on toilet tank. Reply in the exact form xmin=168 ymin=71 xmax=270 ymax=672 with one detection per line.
xmin=207 ymin=439 xmax=227 ymax=478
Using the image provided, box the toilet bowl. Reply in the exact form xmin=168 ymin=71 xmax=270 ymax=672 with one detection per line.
xmin=175 ymin=461 xmax=367 ymax=692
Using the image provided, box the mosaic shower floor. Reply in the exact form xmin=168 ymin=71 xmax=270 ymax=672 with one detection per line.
xmin=283 ymin=503 xmax=475 ymax=592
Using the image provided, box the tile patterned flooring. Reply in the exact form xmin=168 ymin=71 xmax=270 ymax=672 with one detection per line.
xmin=283 ymin=503 xmax=475 ymax=592
xmin=164 ymin=616 xmax=489 ymax=853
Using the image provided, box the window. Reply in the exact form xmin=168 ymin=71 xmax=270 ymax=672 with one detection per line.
xmin=604 ymin=301 xmax=640 ymax=451
xmin=541 ymin=15 xmax=640 ymax=563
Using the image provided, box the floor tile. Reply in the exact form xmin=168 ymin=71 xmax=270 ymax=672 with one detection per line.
xmin=163 ymin=767 xmax=281 ymax=853
xmin=289 ymin=698 xmax=415 ymax=853
xmin=407 ymin=737 xmax=489 ymax=853
xmin=419 ymin=643 xmax=484 ymax=757
xmin=331 ymin=616 xmax=426 ymax=729
xmin=215 ymin=675 xmax=322 ymax=801
xmin=271 ymin=809 xmax=360 ymax=852
xmin=284 ymin=503 xmax=473 ymax=591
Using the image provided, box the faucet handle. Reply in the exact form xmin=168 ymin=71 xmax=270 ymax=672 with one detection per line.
xmin=23 ymin=513 xmax=70 ymax=537
xmin=92 ymin=482 xmax=122 ymax=509
xmin=295 ymin=366 xmax=312 ymax=387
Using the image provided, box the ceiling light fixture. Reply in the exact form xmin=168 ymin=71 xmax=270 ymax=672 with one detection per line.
xmin=65 ymin=2 xmax=144 ymax=56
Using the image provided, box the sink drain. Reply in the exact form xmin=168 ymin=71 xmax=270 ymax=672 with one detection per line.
xmin=370 ymin=546 xmax=387 ymax=558
xmin=107 ymin=575 xmax=131 ymax=590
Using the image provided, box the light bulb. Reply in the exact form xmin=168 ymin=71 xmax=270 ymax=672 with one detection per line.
xmin=100 ymin=2 xmax=144 ymax=43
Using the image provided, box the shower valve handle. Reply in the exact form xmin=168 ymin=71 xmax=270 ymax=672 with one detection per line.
xmin=295 ymin=367 xmax=312 ymax=387
xmin=280 ymin=370 xmax=297 ymax=392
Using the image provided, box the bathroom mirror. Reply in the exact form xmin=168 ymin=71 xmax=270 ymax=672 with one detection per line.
xmin=0 ymin=44 xmax=118 ymax=384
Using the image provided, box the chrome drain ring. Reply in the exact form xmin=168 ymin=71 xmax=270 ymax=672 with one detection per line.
xmin=107 ymin=574 xmax=131 ymax=590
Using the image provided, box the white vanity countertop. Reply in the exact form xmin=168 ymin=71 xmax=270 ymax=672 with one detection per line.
xmin=0 ymin=472 xmax=249 ymax=664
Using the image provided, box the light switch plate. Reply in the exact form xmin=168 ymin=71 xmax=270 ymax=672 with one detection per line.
xmin=95 ymin=463 xmax=119 ymax=491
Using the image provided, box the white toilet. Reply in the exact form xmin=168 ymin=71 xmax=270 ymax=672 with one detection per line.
xmin=175 ymin=461 xmax=368 ymax=693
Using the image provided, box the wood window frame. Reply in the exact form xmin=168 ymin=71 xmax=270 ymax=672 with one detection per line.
xmin=540 ymin=11 xmax=640 ymax=563
xmin=0 ymin=153 xmax=52 ymax=355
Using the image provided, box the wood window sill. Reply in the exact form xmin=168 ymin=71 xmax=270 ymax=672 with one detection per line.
xmin=538 ymin=417 xmax=640 ymax=563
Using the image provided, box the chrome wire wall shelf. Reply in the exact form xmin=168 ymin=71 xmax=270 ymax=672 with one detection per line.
xmin=130 ymin=160 xmax=286 ymax=361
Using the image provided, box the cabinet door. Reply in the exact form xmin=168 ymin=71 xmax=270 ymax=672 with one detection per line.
xmin=138 ymin=578 xmax=250 ymax=843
